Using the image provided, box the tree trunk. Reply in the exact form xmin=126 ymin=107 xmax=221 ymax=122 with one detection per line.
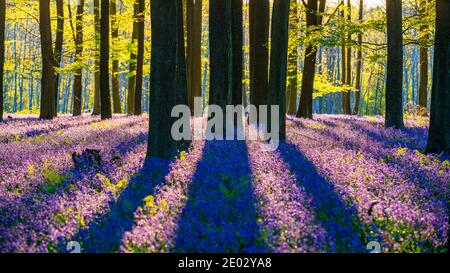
xmin=186 ymin=0 xmax=202 ymax=113
xmin=426 ymin=0 xmax=449 ymax=154
xmin=297 ymin=0 xmax=326 ymax=119
xmin=209 ymin=0 xmax=232 ymax=135
xmin=148 ymin=0 xmax=186 ymax=159
xmin=0 ymin=0 xmax=5 ymax=121
xmin=231 ymin=0 xmax=243 ymax=106
xmin=249 ymin=0 xmax=269 ymax=113
xmin=287 ymin=0 xmax=298 ymax=115
xmin=268 ymin=0 xmax=290 ymax=140
xmin=418 ymin=0 xmax=429 ymax=109
xmin=385 ymin=0 xmax=404 ymax=128
xmin=100 ymin=0 xmax=112 ymax=119
xmin=353 ymin=0 xmax=363 ymax=115
xmin=73 ymin=0 xmax=85 ymax=116
xmin=345 ymin=0 xmax=352 ymax=113
xmin=93 ymin=0 xmax=101 ymax=115
xmin=54 ymin=0 xmax=64 ymax=112
xmin=127 ymin=0 xmax=138 ymax=114
xmin=175 ymin=0 xmax=188 ymax=109
xmin=134 ymin=0 xmax=145 ymax=115
xmin=341 ymin=1 xmax=351 ymax=114
xmin=111 ymin=0 xmax=121 ymax=113
xmin=39 ymin=0 xmax=57 ymax=119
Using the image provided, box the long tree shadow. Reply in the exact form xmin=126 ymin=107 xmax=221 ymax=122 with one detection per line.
xmin=0 ymin=132 xmax=151 ymax=252
xmin=64 ymin=157 xmax=172 ymax=253
xmin=174 ymin=140 xmax=269 ymax=253
xmin=277 ymin=141 xmax=367 ymax=252
xmin=293 ymin=118 xmax=448 ymax=203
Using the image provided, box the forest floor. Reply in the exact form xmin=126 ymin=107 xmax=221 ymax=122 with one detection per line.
xmin=0 ymin=114 xmax=448 ymax=253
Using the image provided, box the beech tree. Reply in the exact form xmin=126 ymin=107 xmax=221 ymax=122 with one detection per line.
xmin=92 ymin=0 xmax=101 ymax=115
xmin=426 ymin=0 xmax=449 ymax=154
xmin=385 ymin=0 xmax=404 ymax=128
xmin=186 ymin=0 xmax=203 ymax=113
xmin=418 ymin=0 xmax=429 ymax=109
xmin=209 ymin=0 xmax=232 ymax=134
xmin=268 ymin=0 xmax=290 ymax=140
xmin=287 ymin=1 xmax=299 ymax=115
xmin=148 ymin=0 xmax=187 ymax=159
xmin=0 ymin=0 xmax=5 ymax=121
xmin=39 ymin=0 xmax=57 ymax=119
xmin=231 ymin=0 xmax=243 ymax=107
xmin=297 ymin=0 xmax=326 ymax=119
xmin=54 ymin=0 xmax=64 ymax=111
xmin=353 ymin=0 xmax=363 ymax=115
xmin=111 ymin=0 xmax=121 ymax=113
xmin=134 ymin=0 xmax=145 ymax=115
xmin=127 ymin=0 xmax=139 ymax=114
xmin=100 ymin=0 xmax=112 ymax=119
xmin=249 ymin=0 xmax=269 ymax=121
xmin=72 ymin=0 xmax=85 ymax=116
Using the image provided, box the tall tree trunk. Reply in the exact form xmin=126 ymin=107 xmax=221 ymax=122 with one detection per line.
xmin=341 ymin=0 xmax=351 ymax=114
xmin=385 ymin=0 xmax=404 ymax=128
xmin=100 ymin=0 xmax=112 ymax=119
xmin=93 ymin=0 xmax=101 ymax=115
xmin=345 ymin=0 xmax=352 ymax=113
xmin=209 ymin=0 xmax=232 ymax=135
xmin=39 ymin=0 xmax=57 ymax=119
xmin=73 ymin=0 xmax=85 ymax=116
xmin=127 ymin=0 xmax=138 ymax=114
xmin=231 ymin=0 xmax=243 ymax=106
xmin=148 ymin=0 xmax=186 ymax=159
xmin=175 ymin=0 xmax=188 ymax=108
xmin=54 ymin=0 xmax=64 ymax=112
xmin=0 ymin=0 xmax=5 ymax=121
xmin=353 ymin=0 xmax=363 ymax=115
xmin=249 ymin=0 xmax=269 ymax=116
xmin=268 ymin=0 xmax=290 ymax=140
xmin=426 ymin=0 xmax=449 ymax=154
xmin=134 ymin=0 xmax=145 ymax=115
xmin=297 ymin=0 xmax=326 ymax=119
xmin=111 ymin=0 xmax=121 ymax=113
xmin=186 ymin=0 xmax=202 ymax=113
xmin=418 ymin=0 xmax=429 ymax=109
xmin=287 ymin=0 xmax=299 ymax=115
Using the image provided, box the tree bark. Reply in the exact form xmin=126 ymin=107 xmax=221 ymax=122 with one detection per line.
xmin=39 ymin=0 xmax=57 ymax=119
xmin=0 ymin=0 xmax=5 ymax=121
xmin=249 ymin=0 xmax=269 ymax=112
xmin=287 ymin=0 xmax=298 ymax=115
xmin=209 ymin=0 xmax=232 ymax=135
xmin=345 ymin=0 xmax=352 ymax=113
xmin=385 ymin=0 xmax=404 ymax=128
xmin=92 ymin=0 xmax=101 ymax=115
xmin=100 ymin=0 xmax=112 ymax=119
xmin=186 ymin=0 xmax=202 ymax=113
xmin=341 ymin=0 xmax=351 ymax=114
xmin=297 ymin=0 xmax=326 ymax=119
xmin=111 ymin=0 xmax=121 ymax=113
xmin=134 ymin=0 xmax=145 ymax=115
xmin=54 ymin=0 xmax=64 ymax=112
xmin=353 ymin=0 xmax=363 ymax=115
xmin=127 ymin=0 xmax=138 ymax=114
xmin=148 ymin=0 xmax=186 ymax=159
xmin=418 ymin=0 xmax=429 ymax=109
xmin=73 ymin=0 xmax=85 ymax=116
xmin=232 ymin=0 xmax=243 ymax=106
xmin=426 ymin=0 xmax=449 ymax=154
xmin=268 ymin=0 xmax=290 ymax=140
